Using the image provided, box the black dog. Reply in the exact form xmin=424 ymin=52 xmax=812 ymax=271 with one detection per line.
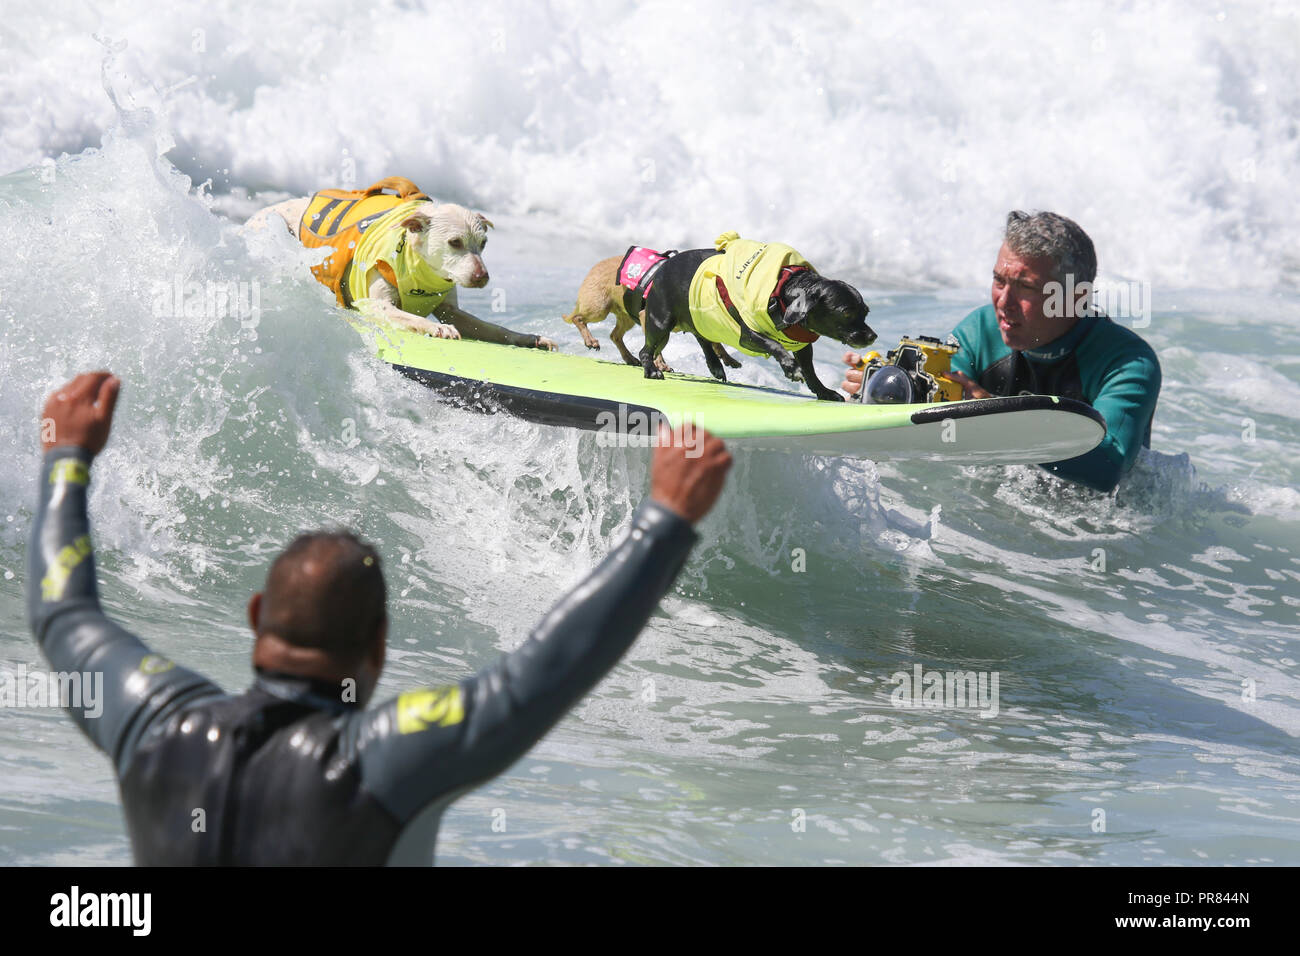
xmin=638 ymin=248 xmax=876 ymax=401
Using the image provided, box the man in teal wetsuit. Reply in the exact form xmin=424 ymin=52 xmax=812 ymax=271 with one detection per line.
xmin=841 ymin=211 xmax=1160 ymax=492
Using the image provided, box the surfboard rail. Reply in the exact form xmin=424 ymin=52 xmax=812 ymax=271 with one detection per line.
xmin=347 ymin=318 xmax=1107 ymax=463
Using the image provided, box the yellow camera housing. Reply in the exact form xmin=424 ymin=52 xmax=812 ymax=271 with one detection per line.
xmin=861 ymin=336 xmax=962 ymax=404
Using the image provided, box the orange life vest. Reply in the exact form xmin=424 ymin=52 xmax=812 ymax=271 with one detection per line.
xmin=298 ymin=177 xmax=430 ymax=306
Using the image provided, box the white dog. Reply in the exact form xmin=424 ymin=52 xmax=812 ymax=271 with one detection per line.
xmin=248 ymin=182 xmax=555 ymax=350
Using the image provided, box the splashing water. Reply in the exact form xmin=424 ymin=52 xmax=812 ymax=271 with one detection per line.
xmin=1 ymin=3 xmax=1298 ymax=866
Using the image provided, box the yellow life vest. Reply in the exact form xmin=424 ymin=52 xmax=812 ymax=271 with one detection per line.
xmin=298 ymin=177 xmax=456 ymax=316
xmin=687 ymin=232 xmax=816 ymax=355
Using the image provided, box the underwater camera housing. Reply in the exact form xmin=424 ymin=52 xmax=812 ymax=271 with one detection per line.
xmin=859 ymin=335 xmax=963 ymax=405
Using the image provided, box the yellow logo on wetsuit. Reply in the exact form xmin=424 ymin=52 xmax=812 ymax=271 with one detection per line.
xmin=48 ymin=459 xmax=90 ymax=486
xmin=139 ymin=655 xmax=176 ymax=675
xmin=397 ymin=686 xmax=465 ymax=734
xmin=40 ymin=535 xmax=92 ymax=601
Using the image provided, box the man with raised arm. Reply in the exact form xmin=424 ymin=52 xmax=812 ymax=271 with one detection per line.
xmin=28 ymin=371 xmax=731 ymax=864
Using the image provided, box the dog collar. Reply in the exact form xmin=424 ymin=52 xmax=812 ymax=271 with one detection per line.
xmin=768 ymin=266 xmax=819 ymax=341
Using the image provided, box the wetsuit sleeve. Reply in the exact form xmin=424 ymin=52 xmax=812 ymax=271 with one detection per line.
xmin=948 ymin=307 xmax=985 ymax=379
xmin=355 ymin=499 xmax=697 ymax=822
xmin=1039 ymin=350 xmax=1161 ymax=492
xmin=27 ymin=448 xmax=222 ymax=775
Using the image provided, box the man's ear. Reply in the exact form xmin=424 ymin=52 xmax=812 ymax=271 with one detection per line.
xmin=400 ymin=213 xmax=429 ymax=233
xmin=247 ymin=592 xmax=262 ymax=636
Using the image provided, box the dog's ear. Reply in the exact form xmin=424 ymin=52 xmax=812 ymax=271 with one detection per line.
xmin=474 ymin=213 xmax=494 ymax=231
xmin=399 ymin=213 xmax=429 ymax=233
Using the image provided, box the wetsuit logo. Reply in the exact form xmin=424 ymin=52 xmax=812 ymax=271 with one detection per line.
xmin=41 ymin=535 xmax=93 ymax=601
xmin=48 ymin=459 xmax=90 ymax=486
xmin=397 ymin=686 xmax=464 ymax=734
xmin=139 ymin=655 xmax=176 ymax=676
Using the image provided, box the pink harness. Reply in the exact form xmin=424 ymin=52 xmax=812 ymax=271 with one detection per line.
xmin=617 ymin=246 xmax=671 ymax=299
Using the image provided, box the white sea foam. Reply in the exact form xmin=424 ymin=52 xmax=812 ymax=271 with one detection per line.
xmin=3 ymin=2 xmax=1300 ymax=867
xmin=1 ymin=0 xmax=1297 ymax=289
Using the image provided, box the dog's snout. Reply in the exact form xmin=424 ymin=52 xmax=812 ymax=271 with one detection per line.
xmin=467 ymin=257 xmax=490 ymax=287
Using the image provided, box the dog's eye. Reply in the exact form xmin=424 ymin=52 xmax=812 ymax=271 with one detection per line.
xmin=448 ymin=238 xmax=464 ymax=250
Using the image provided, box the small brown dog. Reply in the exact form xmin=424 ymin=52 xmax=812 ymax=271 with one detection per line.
xmin=562 ymin=254 xmax=741 ymax=373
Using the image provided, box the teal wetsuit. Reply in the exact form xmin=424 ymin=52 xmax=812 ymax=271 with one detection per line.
xmin=950 ymin=304 xmax=1161 ymax=492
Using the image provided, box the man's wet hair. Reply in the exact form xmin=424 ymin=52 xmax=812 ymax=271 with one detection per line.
xmin=258 ymin=530 xmax=386 ymax=662
xmin=1004 ymin=210 xmax=1097 ymax=286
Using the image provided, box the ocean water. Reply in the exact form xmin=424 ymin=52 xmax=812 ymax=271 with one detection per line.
xmin=1 ymin=0 xmax=1298 ymax=866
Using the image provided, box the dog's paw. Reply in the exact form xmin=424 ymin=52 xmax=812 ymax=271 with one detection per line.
xmin=644 ymin=367 xmax=665 ymax=380
xmin=816 ymin=390 xmax=845 ymax=402
xmin=426 ymin=322 xmax=461 ymax=340
xmin=781 ymin=364 xmax=804 ymax=383
xmin=722 ymin=354 xmax=743 ymax=369
xmin=535 ymin=336 xmax=558 ymax=351
xmin=584 ymin=339 xmax=601 ymax=350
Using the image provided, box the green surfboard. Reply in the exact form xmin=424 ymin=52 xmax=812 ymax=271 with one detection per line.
xmin=347 ymin=319 xmax=1106 ymax=463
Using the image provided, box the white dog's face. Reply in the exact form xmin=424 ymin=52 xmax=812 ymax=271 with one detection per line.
xmin=399 ymin=203 xmax=493 ymax=288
